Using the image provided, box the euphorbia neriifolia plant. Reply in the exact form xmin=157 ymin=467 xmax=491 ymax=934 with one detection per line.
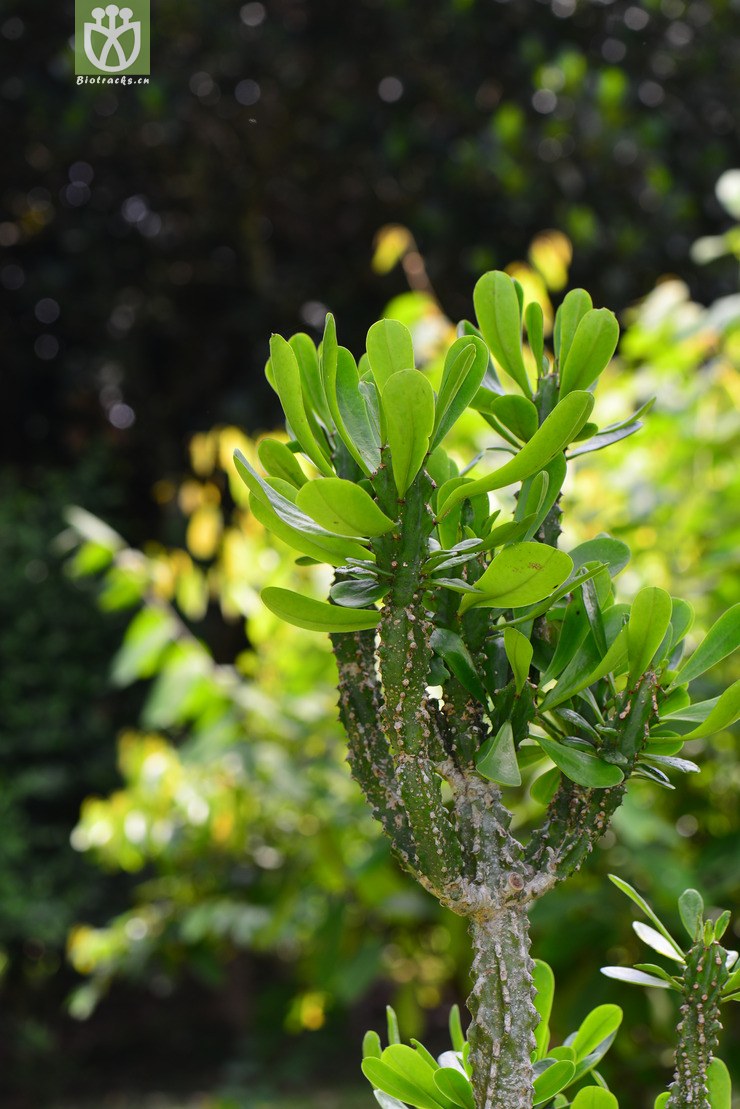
xmin=234 ymin=271 xmax=740 ymax=1109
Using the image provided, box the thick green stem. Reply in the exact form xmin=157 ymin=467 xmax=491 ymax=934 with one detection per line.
xmin=667 ymin=941 xmax=728 ymax=1109
xmin=374 ymin=466 xmax=464 ymax=897
xmin=468 ymin=907 xmax=538 ymax=1109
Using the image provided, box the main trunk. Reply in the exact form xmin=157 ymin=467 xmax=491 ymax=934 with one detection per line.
xmin=467 ymin=906 xmax=538 ymax=1109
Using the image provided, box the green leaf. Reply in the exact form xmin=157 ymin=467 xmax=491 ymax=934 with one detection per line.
xmin=632 ymin=922 xmax=685 ymax=963
xmin=525 ymin=300 xmax=545 ymax=373
xmin=559 ymin=308 xmax=620 ymax=397
xmin=678 ymin=889 xmax=704 ymax=942
xmin=411 ymin=1039 xmax=440 ymax=1071
xmin=111 ymin=607 xmax=176 ymax=687
xmin=439 ymin=391 xmax=594 ymax=517
xmin=600 ymin=966 xmax=673 ymax=989
xmin=627 ymin=586 xmax=673 ymax=684
xmin=476 ymin=722 xmax=521 ymax=787
xmin=669 ymin=597 xmax=695 ymax=649
xmin=430 ymin=628 xmax=488 ymax=704
xmin=533 ymin=1060 xmax=576 ymax=1105
xmin=289 ymin=332 xmax=331 ymax=426
xmin=571 ymin=1089 xmax=619 ymax=1109
xmin=321 ymin=313 xmax=371 ymax=474
xmin=540 ymin=598 xmax=590 ymax=684
xmin=448 ymin=1005 xmax=465 ymax=1053
xmin=504 ymin=627 xmax=533 ymax=693
xmin=269 ymin=334 xmax=332 ymax=474
xmin=331 ymin=578 xmax=389 ymax=607
xmin=387 ymin=1005 xmax=401 ymax=1045
xmin=382 ymin=370 xmax=435 ymax=494
xmin=670 ymin=604 xmax=740 ymax=688
xmin=539 ymin=625 xmax=629 ymax=712
xmin=679 ymin=679 xmax=740 ymax=739
xmin=363 ymin=1030 xmax=383 ymax=1059
xmin=462 ymin=543 xmax=573 ymax=611
xmin=366 ymin=319 xmax=415 ymax=390
xmin=257 ymin=438 xmax=308 ymax=487
xmin=531 ymin=766 xmax=562 ymax=805
xmin=536 ymin=735 xmax=624 ymax=789
xmin=555 ymin=288 xmax=592 ymax=366
xmin=654 ymin=1095 xmax=670 ymax=1108
xmin=249 ymin=494 xmax=370 ymax=566
xmin=433 ymin=1070 xmax=474 ymax=1109
xmin=706 ymin=1058 xmax=731 ymax=1109
xmin=261 ymin=587 xmax=380 ymax=633
xmin=489 ymin=395 xmax=539 ymax=442
xmin=570 ymin=536 xmax=631 ymax=578
xmin=570 ymin=1005 xmax=623 ymax=1061
xmin=533 ymin=960 xmax=555 ymax=1060
xmin=431 ymin=336 xmax=489 ymax=449
xmin=296 ymin=478 xmax=395 ymax=537
xmin=608 ymin=875 xmax=684 ymax=956
xmin=361 ymin=1059 xmax=444 ymax=1109
xmin=473 ymin=270 xmax=532 ymax=397
xmin=336 ymin=347 xmax=382 ymax=474
xmin=382 ymin=1045 xmax=453 ymax=1109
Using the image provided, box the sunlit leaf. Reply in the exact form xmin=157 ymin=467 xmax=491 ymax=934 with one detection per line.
xmin=533 ymin=1060 xmax=576 ymax=1105
xmin=679 ymin=679 xmax=740 ymax=739
xmin=555 ymin=288 xmax=592 ymax=366
xmin=600 ymin=966 xmax=673 ymax=989
xmin=296 ymin=478 xmax=395 ymax=537
xmin=473 ymin=270 xmax=532 ymax=397
xmin=366 ymin=319 xmax=415 ymax=390
xmin=627 ymin=586 xmax=673 ymax=684
xmin=269 ymin=334 xmax=332 ymax=474
xmin=571 ymin=1089 xmax=619 ymax=1108
xmin=633 ymin=922 xmax=685 ymax=963
xmin=559 ymin=308 xmax=620 ymax=396
xmin=431 ymin=336 xmax=489 ymax=449
xmin=439 ymin=391 xmax=594 ymax=517
xmin=608 ymin=875 xmax=684 ymax=956
xmin=533 ymin=960 xmax=555 ymax=1060
xmin=489 ymin=395 xmax=539 ymax=442
xmin=382 ymin=370 xmax=435 ymax=494
xmin=504 ymin=627 xmax=533 ymax=694
xmin=462 ymin=543 xmax=573 ymax=611
xmin=706 ymin=1057 xmax=731 ymax=1109
xmin=670 ymin=604 xmax=740 ymax=688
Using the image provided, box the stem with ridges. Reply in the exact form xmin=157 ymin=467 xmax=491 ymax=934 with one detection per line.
xmin=667 ymin=940 xmax=728 ymax=1109
xmin=468 ymin=906 xmax=538 ymax=1109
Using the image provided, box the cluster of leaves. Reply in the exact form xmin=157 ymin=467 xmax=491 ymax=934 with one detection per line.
xmin=360 ymin=877 xmax=739 ymax=1109
xmin=243 ymin=271 xmax=740 ymax=805
xmin=361 ymin=969 xmax=626 ymax=1109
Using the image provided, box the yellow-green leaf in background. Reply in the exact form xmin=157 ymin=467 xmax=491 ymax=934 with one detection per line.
xmin=504 ymin=627 xmax=533 ymax=693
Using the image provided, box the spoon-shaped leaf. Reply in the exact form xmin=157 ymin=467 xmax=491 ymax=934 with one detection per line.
xmin=382 ymin=370 xmax=435 ymax=494
xmin=296 ymin=478 xmax=395 ymax=537
xmin=533 ymin=1060 xmax=576 ymax=1105
xmin=679 ymin=679 xmax=740 ymax=739
xmin=269 ymin=334 xmax=333 ymax=474
xmin=431 ymin=336 xmax=489 ymax=449
xmin=535 ymin=734 xmax=624 ymax=788
xmin=555 ymin=288 xmax=592 ymax=365
xmin=559 ymin=308 xmax=619 ymax=396
xmin=571 ymin=1089 xmax=619 ymax=1109
xmin=504 ymin=627 xmax=533 ymax=693
xmin=476 ymin=722 xmax=521 ymax=787
xmin=461 ymin=543 xmax=573 ymax=612
xmin=366 ymin=318 xmax=415 ymax=390
xmin=262 ymin=587 xmax=380 ymax=633
xmin=473 ymin=271 xmax=532 ymax=396
xmin=669 ymin=603 xmax=740 ymax=688
xmin=439 ymin=391 xmax=594 ymax=517
xmin=627 ymin=586 xmax=673 ymax=684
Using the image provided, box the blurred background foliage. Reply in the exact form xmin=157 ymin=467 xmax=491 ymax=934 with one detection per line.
xmin=3 ymin=0 xmax=740 ymax=1105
